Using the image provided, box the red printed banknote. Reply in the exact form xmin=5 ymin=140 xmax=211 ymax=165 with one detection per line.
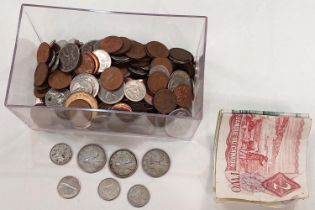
xmin=214 ymin=110 xmax=312 ymax=203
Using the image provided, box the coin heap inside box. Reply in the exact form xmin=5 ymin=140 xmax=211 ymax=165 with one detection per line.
xmin=34 ymin=36 xmax=195 ymax=127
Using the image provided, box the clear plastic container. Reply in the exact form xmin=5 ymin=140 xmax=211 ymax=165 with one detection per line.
xmin=4 ymin=4 xmax=207 ymax=140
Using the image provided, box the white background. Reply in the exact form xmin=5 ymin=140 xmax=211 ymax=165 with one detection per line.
xmin=0 ymin=0 xmax=315 ymax=209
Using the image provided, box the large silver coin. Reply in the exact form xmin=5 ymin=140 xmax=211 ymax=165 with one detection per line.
xmin=142 ymin=149 xmax=171 ymax=178
xmin=98 ymin=84 xmax=124 ymax=105
xmin=59 ymin=43 xmax=80 ymax=72
xmin=124 ymin=80 xmax=146 ymax=102
xmin=70 ymin=73 xmax=99 ymax=97
xmin=165 ymin=108 xmax=192 ymax=138
xmin=81 ymin=40 xmax=97 ymax=54
xmin=127 ymin=185 xmax=150 ymax=208
xmin=149 ymin=65 xmax=170 ymax=78
xmin=50 ymin=143 xmax=73 ymax=165
xmin=57 ymin=176 xmax=81 ymax=199
xmin=45 ymin=88 xmax=70 ymax=107
xmin=109 ymin=149 xmax=137 ymax=178
xmin=77 ymin=144 xmax=106 ymax=173
xmin=98 ymin=178 xmax=121 ymax=201
xmin=93 ymin=49 xmax=111 ymax=73
xmin=168 ymin=70 xmax=192 ymax=91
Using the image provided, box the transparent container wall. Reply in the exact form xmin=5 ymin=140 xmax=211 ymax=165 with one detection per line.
xmin=5 ymin=4 xmax=207 ymax=140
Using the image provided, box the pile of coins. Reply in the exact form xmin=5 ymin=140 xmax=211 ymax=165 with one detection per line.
xmin=34 ymin=36 xmax=194 ymax=123
xmin=50 ymin=143 xmax=170 ymax=207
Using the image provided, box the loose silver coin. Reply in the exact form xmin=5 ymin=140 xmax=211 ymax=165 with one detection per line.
xmin=70 ymin=73 xmax=99 ymax=97
xmin=168 ymin=70 xmax=192 ymax=91
xmin=93 ymin=49 xmax=111 ymax=73
xmin=50 ymin=53 xmax=60 ymax=72
xmin=109 ymin=149 xmax=138 ymax=178
xmin=47 ymin=50 xmax=56 ymax=69
xmin=165 ymin=108 xmax=192 ymax=138
xmin=50 ymin=143 xmax=73 ymax=165
xmin=98 ymin=178 xmax=121 ymax=201
xmin=77 ymin=144 xmax=106 ymax=173
xmin=127 ymin=185 xmax=150 ymax=208
xmin=59 ymin=43 xmax=80 ymax=72
xmin=81 ymin=40 xmax=97 ymax=54
xmin=57 ymin=176 xmax=81 ymax=199
xmin=142 ymin=149 xmax=171 ymax=178
xmin=111 ymin=55 xmax=131 ymax=64
xmin=149 ymin=65 xmax=170 ymax=78
xmin=98 ymin=84 xmax=124 ymax=105
xmin=124 ymin=80 xmax=146 ymax=102
xmin=45 ymin=88 xmax=70 ymax=107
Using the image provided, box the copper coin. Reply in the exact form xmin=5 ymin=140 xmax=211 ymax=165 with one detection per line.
xmin=37 ymin=42 xmax=50 ymax=63
xmin=151 ymin=57 xmax=173 ymax=74
xmin=34 ymin=63 xmax=49 ymax=87
xmin=64 ymin=91 xmax=98 ymax=109
xmin=153 ymin=89 xmax=176 ymax=114
xmin=126 ymin=41 xmax=146 ymax=60
xmin=173 ymin=84 xmax=193 ymax=109
xmin=111 ymin=103 xmax=132 ymax=112
xmin=169 ymin=48 xmax=193 ymax=63
xmin=99 ymin=36 xmax=123 ymax=54
xmin=48 ymin=70 xmax=72 ymax=90
xmin=87 ymin=52 xmax=100 ymax=74
xmin=75 ymin=53 xmax=95 ymax=74
xmin=67 ymin=99 xmax=92 ymax=120
xmin=147 ymin=72 xmax=169 ymax=94
xmin=119 ymin=66 xmax=130 ymax=78
xmin=100 ymin=67 xmax=124 ymax=91
xmin=114 ymin=37 xmax=131 ymax=55
xmin=146 ymin=41 xmax=169 ymax=58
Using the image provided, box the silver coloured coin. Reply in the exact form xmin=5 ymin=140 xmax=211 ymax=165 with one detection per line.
xmin=45 ymin=88 xmax=70 ymax=107
xmin=57 ymin=176 xmax=81 ymax=199
xmin=77 ymin=144 xmax=106 ymax=173
xmin=70 ymin=73 xmax=99 ymax=97
xmin=124 ymin=80 xmax=146 ymax=102
xmin=50 ymin=53 xmax=60 ymax=72
xmin=109 ymin=149 xmax=138 ymax=178
xmin=98 ymin=84 xmax=124 ymax=105
xmin=127 ymin=185 xmax=150 ymax=208
xmin=111 ymin=55 xmax=131 ymax=64
xmin=168 ymin=70 xmax=192 ymax=91
xmin=149 ymin=65 xmax=170 ymax=78
xmin=142 ymin=149 xmax=171 ymax=178
xmin=81 ymin=40 xmax=97 ymax=54
xmin=98 ymin=178 xmax=121 ymax=201
xmin=165 ymin=108 xmax=192 ymax=138
xmin=93 ymin=49 xmax=111 ymax=73
xmin=47 ymin=50 xmax=56 ymax=69
xmin=50 ymin=143 xmax=73 ymax=165
xmin=56 ymin=40 xmax=68 ymax=48
xmin=70 ymin=79 xmax=93 ymax=95
xmin=59 ymin=43 xmax=80 ymax=72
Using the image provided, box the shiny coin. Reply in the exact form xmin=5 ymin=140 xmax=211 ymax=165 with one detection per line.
xmin=45 ymin=88 xmax=70 ymax=107
xmin=126 ymin=41 xmax=146 ymax=60
xmin=145 ymin=41 xmax=169 ymax=58
xmin=98 ymin=178 xmax=121 ymax=201
xmin=77 ymin=144 xmax=106 ymax=173
xmin=142 ymin=149 xmax=171 ymax=177
xmin=50 ymin=143 xmax=73 ymax=165
xmin=127 ymin=185 xmax=150 ymax=208
xmin=153 ymin=89 xmax=176 ymax=114
xmin=93 ymin=49 xmax=112 ymax=73
xmin=168 ymin=70 xmax=192 ymax=91
xmin=37 ymin=42 xmax=50 ymax=63
xmin=59 ymin=43 xmax=80 ymax=72
xmin=97 ymin=84 xmax=124 ymax=105
xmin=100 ymin=67 xmax=124 ymax=91
xmin=147 ymin=72 xmax=169 ymax=94
xmin=70 ymin=73 xmax=99 ymax=97
xmin=70 ymin=79 xmax=93 ymax=95
xmin=99 ymin=36 xmax=123 ymax=54
xmin=81 ymin=40 xmax=97 ymax=54
xmin=109 ymin=149 xmax=137 ymax=178
xmin=57 ymin=176 xmax=81 ymax=199
xmin=149 ymin=65 xmax=170 ymax=78
xmin=48 ymin=70 xmax=73 ymax=90
xmin=124 ymin=80 xmax=146 ymax=102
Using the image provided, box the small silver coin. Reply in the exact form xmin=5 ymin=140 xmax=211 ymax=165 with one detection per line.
xmin=50 ymin=143 xmax=73 ymax=165
xmin=142 ymin=149 xmax=171 ymax=178
xmin=70 ymin=79 xmax=93 ymax=95
xmin=70 ymin=73 xmax=99 ymax=97
xmin=45 ymin=88 xmax=70 ymax=107
xmin=149 ymin=65 xmax=170 ymax=78
xmin=98 ymin=84 xmax=124 ymax=105
xmin=93 ymin=49 xmax=111 ymax=73
xmin=81 ymin=40 xmax=97 ymax=54
xmin=168 ymin=70 xmax=192 ymax=91
xmin=124 ymin=80 xmax=146 ymax=102
xmin=59 ymin=43 xmax=80 ymax=72
xmin=98 ymin=178 xmax=121 ymax=201
xmin=165 ymin=108 xmax=192 ymax=138
xmin=77 ymin=144 xmax=106 ymax=173
xmin=57 ymin=176 xmax=81 ymax=199
xmin=127 ymin=185 xmax=150 ymax=208
xmin=109 ymin=149 xmax=138 ymax=178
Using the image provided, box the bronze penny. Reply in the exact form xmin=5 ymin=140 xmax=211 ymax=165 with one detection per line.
xmin=169 ymin=48 xmax=193 ymax=63
xmin=150 ymin=57 xmax=173 ymax=74
xmin=64 ymin=91 xmax=98 ymax=109
xmin=48 ymin=70 xmax=72 ymax=90
xmin=173 ymin=84 xmax=193 ymax=109
xmin=37 ymin=42 xmax=50 ymax=63
xmin=118 ymin=66 xmax=129 ymax=77
xmin=146 ymin=41 xmax=169 ymax=58
xmin=99 ymin=36 xmax=123 ymax=54
xmin=147 ymin=72 xmax=169 ymax=94
xmin=87 ymin=52 xmax=100 ymax=74
xmin=34 ymin=63 xmax=49 ymax=87
xmin=100 ymin=67 xmax=124 ymax=91
xmin=126 ymin=41 xmax=146 ymax=60
xmin=111 ymin=103 xmax=132 ymax=112
xmin=75 ymin=53 xmax=95 ymax=74
xmin=153 ymin=89 xmax=176 ymax=114
xmin=114 ymin=37 xmax=131 ymax=55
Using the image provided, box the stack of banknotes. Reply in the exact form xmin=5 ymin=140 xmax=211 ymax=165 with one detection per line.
xmin=213 ymin=110 xmax=312 ymax=207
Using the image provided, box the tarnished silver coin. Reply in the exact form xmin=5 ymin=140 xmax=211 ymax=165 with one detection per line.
xmin=57 ymin=176 xmax=81 ymax=199
xmin=77 ymin=144 xmax=106 ymax=173
xmin=50 ymin=143 xmax=73 ymax=165
xmin=168 ymin=70 xmax=192 ymax=91
xmin=109 ymin=149 xmax=138 ymax=178
xmin=165 ymin=108 xmax=192 ymax=138
xmin=45 ymin=88 xmax=70 ymax=107
xmin=50 ymin=53 xmax=60 ymax=72
xmin=127 ymin=185 xmax=150 ymax=208
xmin=98 ymin=178 xmax=121 ymax=201
xmin=124 ymin=80 xmax=146 ymax=102
xmin=93 ymin=50 xmax=111 ymax=73
xmin=111 ymin=55 xmax=131 ymax=64
xmin=98 ymin=84 xmax=124 ymax=105
xmin=81 ymin=40 xmax=97 ymax=54
xmin=149 ymin=65 xmax=170 ymax=78
xmin=59 ymin=43 xmax=80 ymax=72
xmin=142 ymin=149 xmax=171 ymax=178
xmin=70 ymin=73 xmax=99 ymax=97
xmin=47 ymin=49 xmax=56 ymax=69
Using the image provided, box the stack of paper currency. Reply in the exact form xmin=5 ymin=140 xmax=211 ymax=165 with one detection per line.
xmin=213 ymin=110 xmax=312 ymax=207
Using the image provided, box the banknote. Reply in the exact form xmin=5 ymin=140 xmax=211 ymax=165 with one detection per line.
xmin=214 ymin=110 xmax=312 ymax=203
